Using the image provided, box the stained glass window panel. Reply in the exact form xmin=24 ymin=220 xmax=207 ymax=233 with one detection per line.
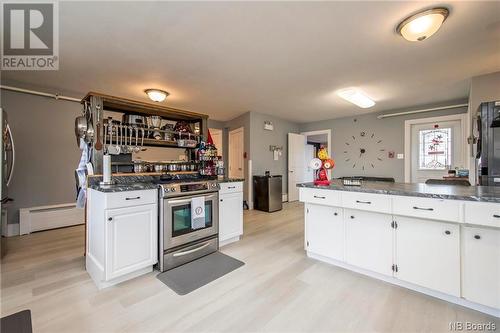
xmin=419 ymin=128 xmax=451 ymax=170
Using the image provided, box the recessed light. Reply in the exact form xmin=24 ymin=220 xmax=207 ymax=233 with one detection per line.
xmin=337 ymin=88 xmax=375 ymax=108
xmin=144 ymin=89 xmax=169 ymax=102
xmin=397 ymin=7 xmax=449 ymax=42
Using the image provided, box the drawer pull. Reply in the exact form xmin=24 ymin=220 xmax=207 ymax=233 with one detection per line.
xmin=334 ymin=212 xmax=338 ymax=216
xmin=474 ymin=235 xmax=481 ymax=240
xmin=313 ymin=195 xmax=326 ymax=199
xmin=125 ymin=196 xmax=141 ymax=200
xmin=350 ymin=215 xmax=355 ymax=219
xmin=444 ymin=230 xmax=451 ymax=235
xmin=356 ymin=200 xmax=371 ymax=204
xmin=108 ymin=217 xmax=112 ymax=221
xmin=493 ymin=214 xmax=500 ymax=218
xmin=413 ymin=206 xmax=434 ymax=211
xmin=227 ymin=186 xmax=236 ymax=189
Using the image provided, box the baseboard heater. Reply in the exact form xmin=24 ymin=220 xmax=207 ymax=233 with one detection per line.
xmin=19 ymin=203 xmax=84 ymax=235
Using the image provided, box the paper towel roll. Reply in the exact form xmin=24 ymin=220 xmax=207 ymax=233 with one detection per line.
xmin=103 ymin=154 xmax=112 ymax=183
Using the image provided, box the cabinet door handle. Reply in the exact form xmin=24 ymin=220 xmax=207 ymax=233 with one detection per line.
xmin=413 ymin=206 xmax=434 ymax=211
xmin=474 ymin=235 xmax=481 ymax=240
xmin=220 ymin=199 xmax=223 ymax=202
xmin=334 ymin=212 xmax=338 ymax=216
xmin=356 ymin=200 xmax=371 ymax=204
xmin=444 ymin=230 xmax=451 ymax=235
xmin=314 ymin=195 xmax=326 ymax=199
xmin=125 ymin=196 xmax=141 ymax=200
xmin=493 ymin=214 xmax=500 ymax=218
xmin=108 ymin=217 xmax=112 ymax=221
xmin=350 ymin=215 xmax=355 ymax=219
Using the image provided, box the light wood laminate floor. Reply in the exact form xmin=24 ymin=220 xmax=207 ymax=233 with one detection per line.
xmin=1 ymin=202 xmax=498 ymax=332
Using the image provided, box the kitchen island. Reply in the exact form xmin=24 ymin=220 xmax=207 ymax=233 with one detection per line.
xmin=298 ymin=180 xmax=500 ymax=317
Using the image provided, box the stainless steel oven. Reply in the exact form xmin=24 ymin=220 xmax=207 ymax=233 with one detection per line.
xmin=164 ymin=192 xmax=218 ymax=248
xmin=158 ymin=180 xmax=219 ymax=271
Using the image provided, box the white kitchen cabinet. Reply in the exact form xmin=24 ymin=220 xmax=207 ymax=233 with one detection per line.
xmin=305 ymin=204 xmax=344 ymax=261
xmin=105 ymin=204 xmax=157 ymax=280
xmin=463 ymin=226 xmax=500 ymax=309
xmin=219 ymin=182 xmax=243 ymax=246
xmin=344 ymin=209 xmax=393 ymax=276
xmin=395 ymin=216 xmax=460 ymax=296
xmin=86 ymin=189 xmax=158 ymax=289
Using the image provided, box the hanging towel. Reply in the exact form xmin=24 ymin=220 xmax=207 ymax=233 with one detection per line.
xmin=76 ymin=139 xmax=91 ymax=208
xmin=191 ymin=196 xmax=206 ymax=229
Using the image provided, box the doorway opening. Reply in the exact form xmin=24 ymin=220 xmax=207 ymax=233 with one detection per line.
xmin=228 ymin=127 xmax=244 ymax=179
xmin=209 ymin=128 xmax=223 ymax=159
xmin=287 ymin=130 xmax=331 ymax=202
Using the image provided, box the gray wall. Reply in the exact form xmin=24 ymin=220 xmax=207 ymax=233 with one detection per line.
xmin=1 ymin=89 xmax=82 ymax=224
xmin=249 ymin=112 xmax=299 ymax=195
xmin=299 ymin=101 xmax=468 ymax=182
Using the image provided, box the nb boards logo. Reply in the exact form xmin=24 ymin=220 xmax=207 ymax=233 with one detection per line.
xmin=1 ymin=1 xmax=59 ymax=70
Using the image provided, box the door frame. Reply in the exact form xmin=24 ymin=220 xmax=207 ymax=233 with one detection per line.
xmin=300 ymin=129 xmax=332 ymax=178
xmin=208 ymin=128 xmax=223 ymax=158
xmin=404 ymin=114 xmax=469 ymax=183
xmin=300 ymin=130 xmax=332 ymax=158
xmin=228 ymin=127 xmax=244 ymax=179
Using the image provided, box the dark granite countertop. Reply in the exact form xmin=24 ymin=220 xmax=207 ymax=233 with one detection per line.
xmin=297 ymin=180 xmax=500 ymax=203
xmin=87 ymin=175 xmax=244 ymax=193
xmin=89 ymin=182 xmax=159 ymax=193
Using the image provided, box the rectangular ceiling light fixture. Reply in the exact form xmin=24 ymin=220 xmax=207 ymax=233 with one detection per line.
xmin=337 ymin=88 xmax=375 ymax=108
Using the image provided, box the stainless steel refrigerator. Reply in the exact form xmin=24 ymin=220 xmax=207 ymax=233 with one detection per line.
xmin=476 ymin=101 xmax=500 ymax=186
xmin=1 ymin=108 xmax=15 ymax=248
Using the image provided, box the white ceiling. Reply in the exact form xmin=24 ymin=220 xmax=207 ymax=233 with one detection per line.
xmin=2 ymin=1 xmax=499 ymax=122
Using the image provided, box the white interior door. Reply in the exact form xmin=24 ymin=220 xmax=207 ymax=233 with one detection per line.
xmin=305 ymin=144 xmax=316 ymax=182
xmin=229 ymin=127 xmax=244 ymax=179
xmin=288 ymin=133 xmax=306 ymax=202
xmin=209 ymin=128 xmax=223 ymax=158
xmin=410 ymin=120 xmax=463 ymax=183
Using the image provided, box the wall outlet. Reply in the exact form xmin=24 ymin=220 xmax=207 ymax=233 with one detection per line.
xmin=397 ymin=153 xmax=404 ymax=159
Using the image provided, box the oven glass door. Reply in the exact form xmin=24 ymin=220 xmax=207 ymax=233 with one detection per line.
xmin=172 ymin=201 xmax=213 ymax=236
xmin=164 ymin=192 xmax=218 ymax=249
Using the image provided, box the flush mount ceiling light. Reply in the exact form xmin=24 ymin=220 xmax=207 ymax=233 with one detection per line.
xmin=397 ymin=7 xmax=449 ymax=42
xmin=144 ymin=89 xmax=169 ymax=102
xmin=337 ymin=88 xmax=375 ymax=108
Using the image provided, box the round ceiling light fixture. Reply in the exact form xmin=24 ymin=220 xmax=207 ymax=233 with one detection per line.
xmin=397 ymin=7 xmax=449 ymax=42
xmin=144 ymin=89 xmax=169 ymax=102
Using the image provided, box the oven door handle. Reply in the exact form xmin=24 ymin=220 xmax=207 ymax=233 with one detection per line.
xmin=172 ymin=241 xmax=211 ymax=257
xmin=167 ymin=193 xmax=218 ymax=205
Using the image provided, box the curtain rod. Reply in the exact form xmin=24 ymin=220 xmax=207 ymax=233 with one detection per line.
xmin=377 ymin=103 xmax=468 ymax=119
xmin=0 ymin=85 xmax=82 ymax=103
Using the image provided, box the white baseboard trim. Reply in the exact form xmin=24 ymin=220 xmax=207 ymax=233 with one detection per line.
xmin=307 ymin=252 xmax=500 ymax=318
xmin=220 ymin=235 xmax=241 ymax=247
xmin=282 ymin=193 xmax=288 ymax=202
xmin=20 ymin=203 xmax=84 ymax=235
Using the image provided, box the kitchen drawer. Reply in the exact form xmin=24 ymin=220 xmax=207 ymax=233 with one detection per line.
xmin=393 ymin=196 xmax=460 ymax=223
xmin=464 ymin=201 xmax=500 ymax=228
xmin=104 ymin=189 xmax=157 ymax=209
xmin=299 ymin=188 xmax=341 ymax=206
xmin=219 ymin=182 xmax=243 ymax=194
xmin=341 ymin=191 xmax=391 ymax=214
